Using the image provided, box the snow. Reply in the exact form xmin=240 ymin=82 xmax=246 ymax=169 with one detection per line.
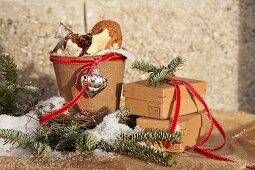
xmin=0 ymin=96 xmax=136 ymax=158
xmin=0 ymin=96 xmax=67 ymax=157
xmin=86 ymin=110 xmax=133 ymax=144
xmin=0 ymin=112 xmax=39 ymax=157
xmin=36 ymin=96 xmax=68 ymax=115
xmin=93 ymin=149 xmax=115 ymax=158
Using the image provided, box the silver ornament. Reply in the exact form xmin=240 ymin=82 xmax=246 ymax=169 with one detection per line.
xmin=81 ymin=68 xmax=107 ymax=98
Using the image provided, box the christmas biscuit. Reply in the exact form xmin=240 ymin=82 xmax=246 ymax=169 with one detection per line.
xmin=91 ymin=20 xmax=122 ymax=49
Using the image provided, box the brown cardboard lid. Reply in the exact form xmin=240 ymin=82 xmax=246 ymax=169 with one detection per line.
xmin=136 ymin=111 xmax=207 ymax=130
xmin=123 ymin=77 xmax=207 ymax=103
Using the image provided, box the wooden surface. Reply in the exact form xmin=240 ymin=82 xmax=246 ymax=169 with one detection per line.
xmin=0 ymin=110 xmax=254 ymax=170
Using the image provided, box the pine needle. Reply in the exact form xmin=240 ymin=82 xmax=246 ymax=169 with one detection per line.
xmin=0 ymin=54 xmax=18 ymax=83
xmin=132 ymin=57 xmax=185 ymax=86
xmin=30 ymin=142 xmax=52 ymax=161
xmin=99 ymin=140 xmax=176 ymax=166
xmin=76 ymin=133 xmax=97 ymax=156
xmin=119 ymin=129 xmax=182 ymax=147
xmin=0 ymin=129 xmax=30 ymax=146
xmin=0 ymin=55 xmax=41 ymax=115
xmin=131 ymin=60 xmax=158 ymax=73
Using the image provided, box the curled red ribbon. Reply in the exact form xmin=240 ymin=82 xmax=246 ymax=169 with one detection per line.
xmin=166 ymin=77 xmax=234 ymax=162
xmin=39 ymin=53 xmax=126 ymax=126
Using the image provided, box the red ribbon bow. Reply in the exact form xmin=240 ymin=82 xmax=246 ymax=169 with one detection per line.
xmin=39 ymin=53 xmax=126 ymax=126
xmin=165 ymin=77 xmax=234 ymax=162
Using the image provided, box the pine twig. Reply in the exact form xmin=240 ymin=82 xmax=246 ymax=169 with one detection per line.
xmin=148 ymin=69 xmax=170 ymax=86
xmin=119 ymin=129 xmax=182 ymax=147
xmin=29 ymin=142 xmax=52 ymax=161
xmin=0 ymin=54 xmax=18 ymax=83
xmin=166 ymin=56 xmax=185 ymax=73
xmin=17 ymin=82 xmax=41 ymax=96
xmin=98 ymin=140 xmax=176 ymax=166
xmin=131 ymin=60 xmax=158 ymax=73
xmin=49 ymin=122 xmax=80 ymax=151
xmin=76 ymin=133 xmax=97 ymax=156
xmin=0 ymin=129 xmax=30 ymax=146
xmin=0 ymin=55 xmax=41 ymax=115
xmin=132 ymin=57 xmax=185 ymax=86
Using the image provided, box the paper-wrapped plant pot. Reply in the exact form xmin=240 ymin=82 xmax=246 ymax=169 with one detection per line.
xmin=51 ymin=54 xmax=125 ymax=114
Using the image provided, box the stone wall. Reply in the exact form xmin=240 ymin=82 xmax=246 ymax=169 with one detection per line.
xmin=0 ymin=0 xmax=254 ymax=113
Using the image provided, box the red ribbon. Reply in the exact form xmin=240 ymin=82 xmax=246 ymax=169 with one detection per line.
xmin=39 ymin=53 xmax=126 ymax=126
xmin=166 ymin=77 xmax=234 ymax=162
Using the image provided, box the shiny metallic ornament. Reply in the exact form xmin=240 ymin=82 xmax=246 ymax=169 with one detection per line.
xmin=81 ymin=68 xmax=107 ymax=98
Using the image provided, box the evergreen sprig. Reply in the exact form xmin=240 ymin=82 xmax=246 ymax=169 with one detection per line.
xmin=0 ymin=55 xmax=41 ymax=115
xmin=41 ymin=121 xmax=80 ymax=151
xmin=0 ymin=129 xmax=30 ymax=146
xmin=98 ymin=140 xmax=175 ymax=166
xmin=30 ymin=142 xmax=52 ymax=161
xmin=131 ymin=60 xmax=158 ymax=73
xmin=120 ymin=129 xmax=182 ymax=147
xmin=76 ymin=133 xmax=97 ymax=156
xmin=131 ymin=57 xmax=185 ymax=86
xmin=0 ymin=55 xmax=18 ymax=83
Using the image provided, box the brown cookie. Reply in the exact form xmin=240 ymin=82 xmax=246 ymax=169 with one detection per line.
xmin=91 ymin=20 xmax=122 ymax=49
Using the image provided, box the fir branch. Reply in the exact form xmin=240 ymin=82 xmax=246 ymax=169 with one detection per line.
xmin=131 ymin=60 xmax=158 ymax=73
xmin=76 ymin=133 xmax=97 ymax=156
xmin=35 ymin=122 xmax=80 ymax=151
xmin=58 ymin=121 xmax=80 ymax=137
xmin=55 ymin=133 xmax=78 ymax=152
xmin=54 ymin=122 xmax=82 ymax=151
xmin=0 ymin=55 xmax=18 ymax=84
xmin=166 ymin=56 xmax=185 ymax=73
xmin=17 ymin=82 xmax=41 ymax=96
xmin=99 ymin=140 xmax=176 ymax=166
xmin=119 ymin=130 xmax=182 ymax=147
xmin=32 ymin=127 xmax=54 ymax=144
xmin=29 ymin=142 xmax=52 ymax=161
xmin=0 ymin=83 xmax=19 ymax=114
xmin=0 ymin=55 xmax=41 ymax=115
xmin=148 ymin=69 xmax=170 ymax=86
xmin=132 ymin=57 xmax=185 ymax=86
xmin=0 ymin=129 xmax=30 ymax=146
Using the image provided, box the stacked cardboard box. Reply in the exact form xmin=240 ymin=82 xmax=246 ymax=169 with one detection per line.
xmin=123 ymin=77 xmax=208 ymax=152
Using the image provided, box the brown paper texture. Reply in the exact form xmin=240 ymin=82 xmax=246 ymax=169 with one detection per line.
xmin=136 ymin=112 xmax=208 ymax=152
xmin=51 ymin=54 xmax=125 ymax=114
xmin=123 ymin=77 xmax=207 ymax=119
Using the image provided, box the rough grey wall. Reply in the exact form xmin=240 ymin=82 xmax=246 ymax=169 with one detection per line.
xmin=86 ymin=0 xmax=241 ymax=112
xmin=239 ymin=1 xmax=255 ymax=113
xmin=0 ymin=0 xmax=254 ymax=113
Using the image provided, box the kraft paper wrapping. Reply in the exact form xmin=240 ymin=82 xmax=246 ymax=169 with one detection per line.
xmin=51 ymin=54 xmax=125 ymax=114
xmin=123 ymin=77 xmax=207 ymax=119
xmin=136 ymin=112 xmax=208 ymax=152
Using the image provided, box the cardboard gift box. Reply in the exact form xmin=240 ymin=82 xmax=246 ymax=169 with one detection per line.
xmin=136 ymin=111 xmax=207 ymax=152
xmin=51 ymin=54 xmax=125 ymax=114
xmin=123 ymin=77 xmax=207 ymax=119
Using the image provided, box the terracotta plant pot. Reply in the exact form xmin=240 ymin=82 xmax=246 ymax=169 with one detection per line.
xmin=51 ymin=54 xmax=125 ymax=114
